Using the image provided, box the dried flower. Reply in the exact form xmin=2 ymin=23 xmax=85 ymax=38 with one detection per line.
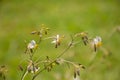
xmin=91 ymin=36 xmax=102 ymax=52
xmin=75 ymin=32 xmax=89 ymax=45
xmin=0 ymin=65 xmax=7 ymax=80
xmin=43 ymin=56 xmax=56 ymax=72
xmin=73 ymin=64 xmax=85 ymax=78
xmin=51 ymin=34 xmax=64 ymax=48
xmin=31 ymin=24 xmax=49 ymax=38
xmin=27 ymin=60 xmax=40 ymax=73
xmin=55 ymin=58 xmax=64 ymax=65
xmin=41 ymin=24 xmax=49 ymax=35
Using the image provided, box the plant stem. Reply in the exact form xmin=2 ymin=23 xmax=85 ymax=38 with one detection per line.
xmin=21 ymin=70 xmax=28 ymax=80
xmin=32 ymin=36 xmax=74 ymax=80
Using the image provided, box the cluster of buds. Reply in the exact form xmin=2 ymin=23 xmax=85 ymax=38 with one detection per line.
xmin=51 ymin=34 xmax=64 ymax=48
xmin=44 ymin=56 xmax=56 ymax=72
xmin=0 ymin=65 xmax=7 ymax=80
xmin=91 ymin=36 xmax=102 ymax=52
xmin=31 ymin=24 xmax=49 ymax=38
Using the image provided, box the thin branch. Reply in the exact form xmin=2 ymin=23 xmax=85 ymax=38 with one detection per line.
xmin=56 ymin=35 xmax=74 ymax=58
xmin=32 ymin=35 xmax=74 ymax=80
xmin=62 ymin=59 xmax=75 ymax=66
xmin=21 ymin=69 xmax=28 ymax=80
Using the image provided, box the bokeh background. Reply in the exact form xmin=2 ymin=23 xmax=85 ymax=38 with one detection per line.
xmin=0 ymin=0 xmax=120 ymax=80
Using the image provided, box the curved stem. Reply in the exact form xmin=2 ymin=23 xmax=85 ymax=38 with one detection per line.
xmin=56 ymin=35 xmax=74 ymax=58
xmin=43 ymin=36 xmax=54 ymax=40
xmin=62 ymin=59 xmax=75 ymax=66
xmin=21 ymin=70 xmax=28 ymax=80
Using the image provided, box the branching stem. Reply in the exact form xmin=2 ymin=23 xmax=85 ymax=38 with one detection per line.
xmin=32 ymin=35 xmax=74 ymax=80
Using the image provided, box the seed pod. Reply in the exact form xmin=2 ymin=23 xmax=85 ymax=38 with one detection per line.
xmin=18 ymin=65 xmax=24 ymax=71
xmin=31 ymin=31 xmax=37 ymax=35
xmin=77 ymin=70 xmax=80 ymax=76
xmin=74 ymin=71 xmax=77 ymax=78
xmin=94 ymin=43 xmax=97 ymax=52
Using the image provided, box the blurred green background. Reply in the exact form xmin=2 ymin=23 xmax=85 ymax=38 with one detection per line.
xmin=0 ymin=0 xmax=120 ymax=80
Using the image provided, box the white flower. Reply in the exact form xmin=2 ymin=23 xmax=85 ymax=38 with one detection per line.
xmin=91 ymin=36 xmax=102 ymax=51
xmin=27 ymin=40 xmax=37 ymax=49
xmin=51 ymin=35 xmax=60 ymax=43
xmin=93 ymin=36 xmax=102 ymax=47
xmin=51 ymin=35 xmax=61 ymax=48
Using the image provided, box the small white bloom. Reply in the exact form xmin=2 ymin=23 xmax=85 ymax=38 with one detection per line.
xmin=93 ymin=36 xmax=102 ymax=46
xmin=91 ymin=36 xmax=102 ymax=52
xmin=51 ymin=35 xmax=60 ymax=43
xmin=27 ymin=40 xmax=36 ymax=49
xmin=51 ymin=34 xmax=61 ymax=48
xmin=30 ymin=67 xmax=40 ymax=73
